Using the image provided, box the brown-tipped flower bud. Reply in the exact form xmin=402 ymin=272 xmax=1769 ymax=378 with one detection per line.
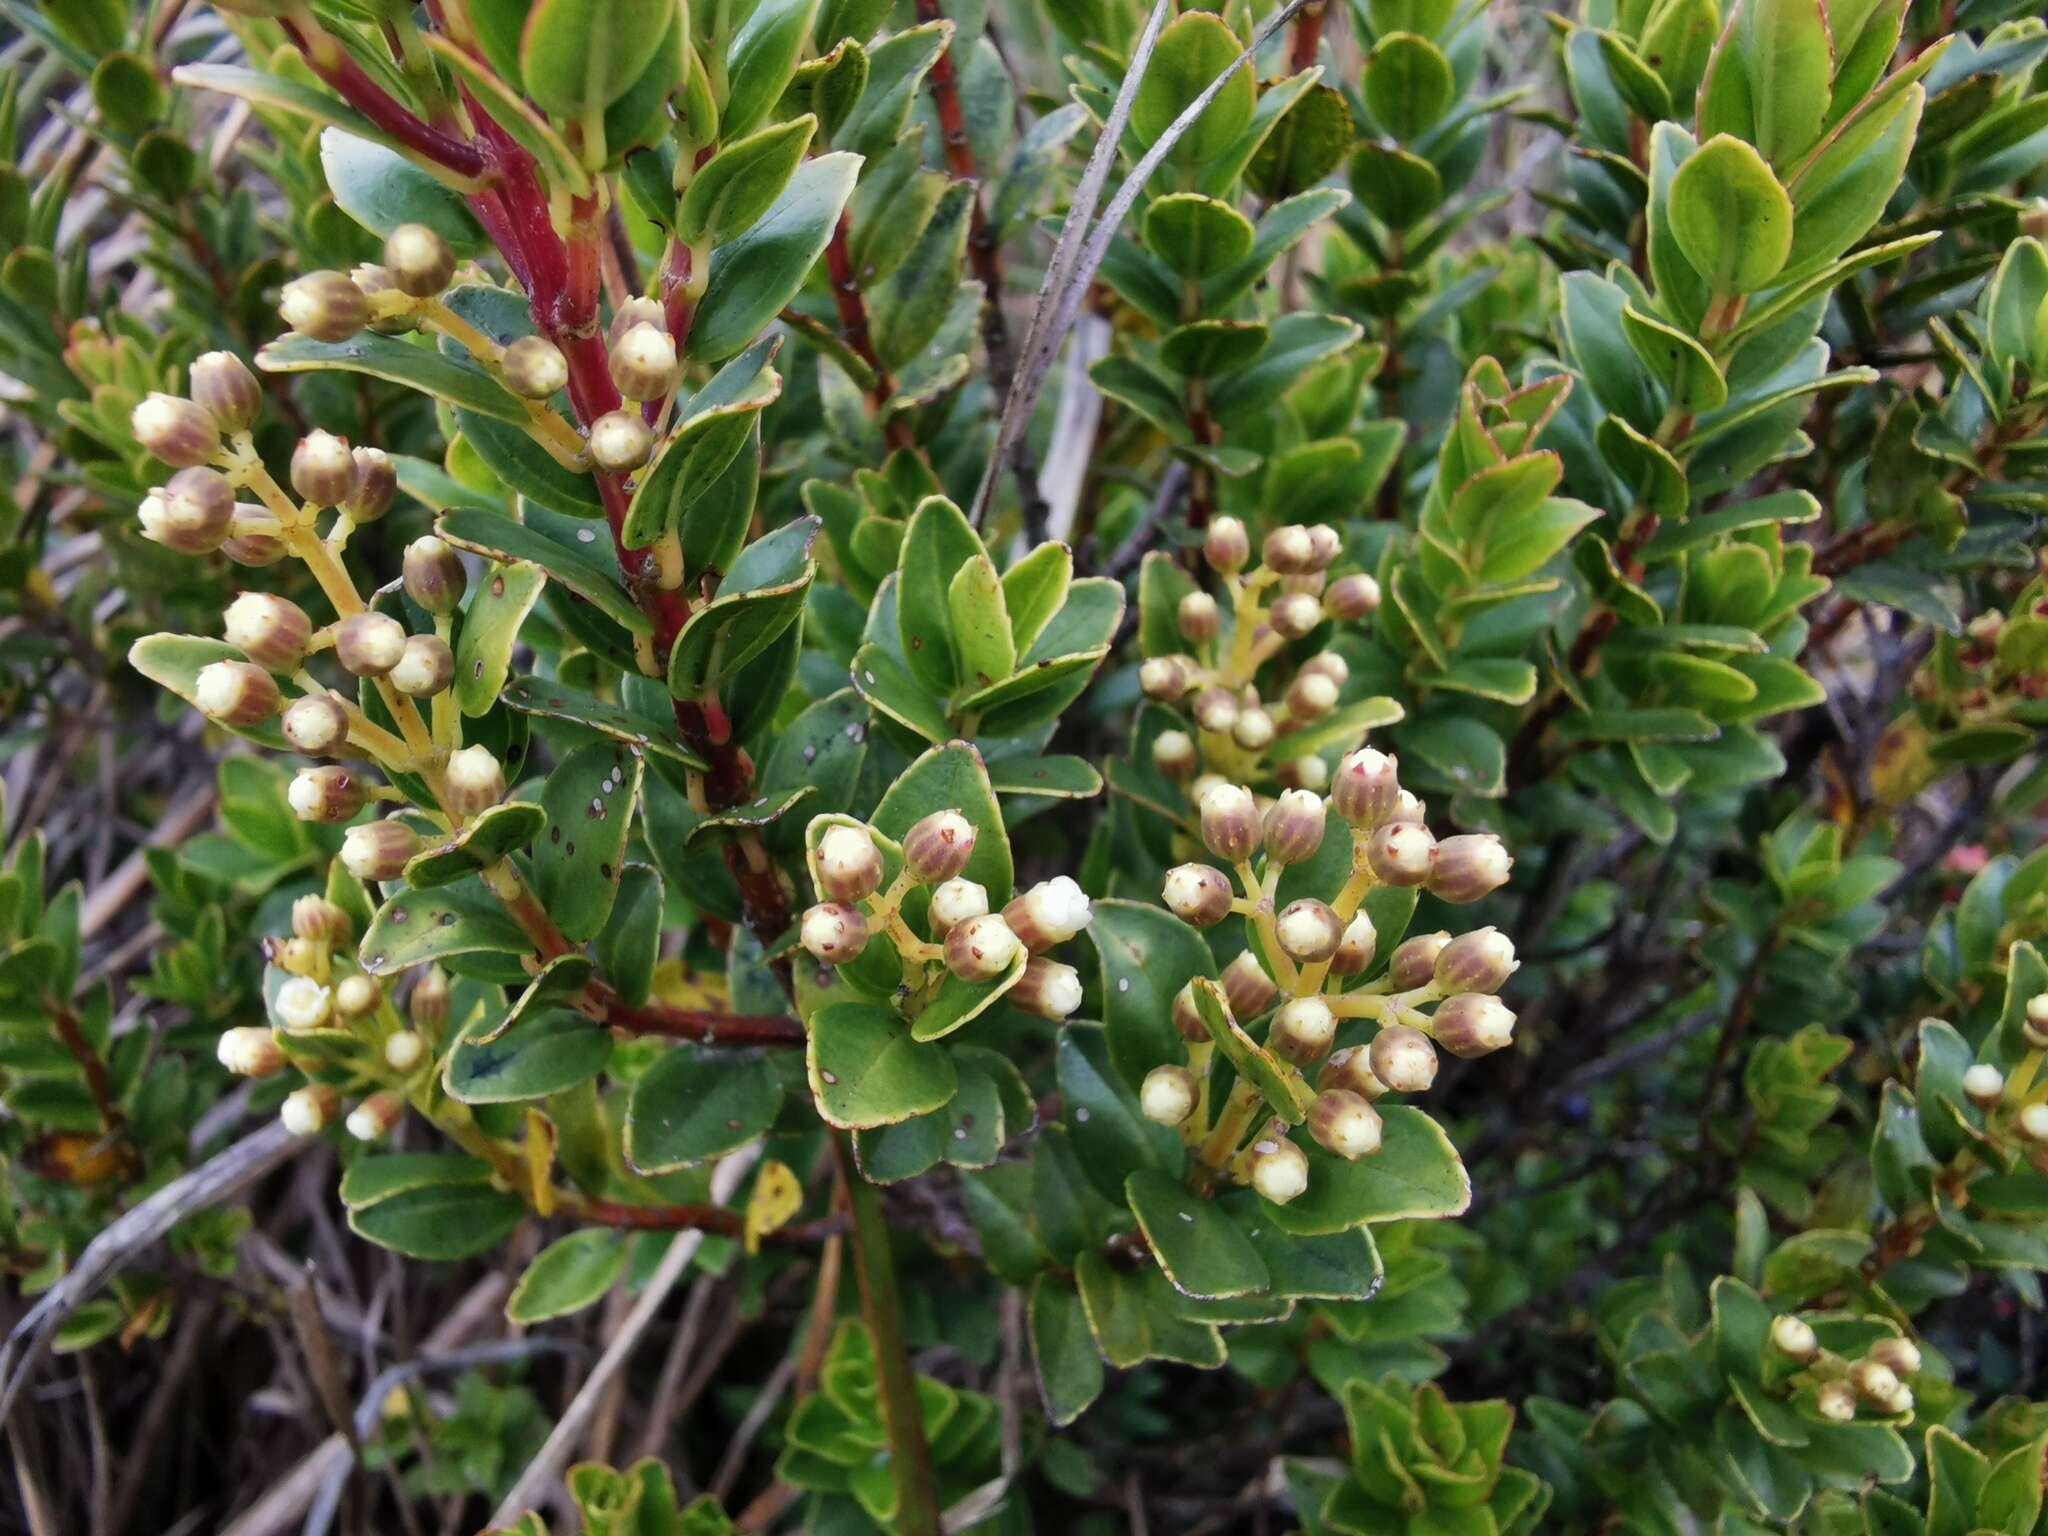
xmin=383 ymin=223 xmax=455 ymax=298
xmin=336 ymin=612 xmax=407 ymax=677
xmin=928 ymin=878 xmax=988 ymax=939
xmin=150 ymin=467 xmax=236 ymax=556
xmin=2026 ymin=992 xmax=2048 ymax=1050
xmin=1276 ymin=898 xmax=1343 ymax=963
xmin=1004 ymin=877 xmax=1093 ymax=952
xmin=607 ymin=295 xmax=666 ymax=347
xmin=283 ymin=695 xmax=351 ymax=756
xmin=1178 ymin=591 xmax=1221 ymax=644
xmin=1432 ymin=993 xmax=1515 ymax=1058
xmin=334 ymin=973 xmax=380 ymax=1018
xmin=609 ymin=320 xmax=680 ymax=402
xmin=904 ymin=809 xmax=977 ymax=884
xmin=817 ymin=824 xmax=885 ymax=903
xmin=1223 ymin=950 xmax=1278 ymax=1019
xmin=1141 ymin=1065 xmax=1198 ymax=1126
xmin=1311 ymin=1089 xmax=1383 ymax=1160
xmin=277 ymin=936 xmax=327 ymax=981
xmin=1330 ymin=913 xmax=1378 ymax=978
xmin=1014 ymin=957 xmax=1084 ymax=1020
xmin=1816 ymin=1382 xmax=1857 ymax=1423
xmin=350 ymin=263 xmax=408 ymax=319
xmin=1172 ymin=982 xmax=1207 ymax=1041
xmin=1191 ymin=686 xmax=1240 ymax=735
xmin=1868 ymin=1338 xmax=1921 ymax=1377
xmin=222 ymin=591 xmax=312 ymax=673
xmin=281 ymin=1083 xmax=341 ymax=1137
xmin=1331 ymin=747 xmax=1401 ymax=827
xmin=132 ymin=391 xmax=221 ymax=468
xmin=292 ymin=895 xmax=352 ymax=944
xmin=224 ymin=532 xmax=288 ymax=567
xmin=1263 ymin=525 xmax=1316 ymax=575
xmin=346 ymin=1091 xmax=407 ymax=1142
xmin=1163 ymin=863 xmax=1234 ymax=928
xmin=1263 ymin=790 xmax=1327 ymax=866
xmin=1429 ymin=833 xmax=1512 ymax=903
xmin=1304 ymin=524 xmax=1342 ymax=570
xmin=1276 ymin=755 xmax=1329 ymax=792
xmin=1199 ymin=783 xmax=1260 ymax=863
xmin=1770 ymin=1313 xmax=1818 ymax=1363
xmin=1248 ymin=1133 xmax=1310 ymax=1204
xmin=195 ymin=659 xmax=280 ymax=727
xmin=945 ymin=912 xmax=1021 ymax=982
xmin=409 ymin=967 xmax=451 ymax=1031
xmin=1390 ymin=789 xmax=1427 ymax=824
xmin=347 ymin=446 xmax=397 ymax=522
xmin=390 ymin=634 xmax=454 ymax=697
xmin=1388 ymin=931 xmax=1451 ymax=991
xmin=1271 ymin=997 xmax=1337 ymax=1065
xmin=385 ymin=1028 xmax=427 ymax=1071
xmin=217 ymin=1025 xmax=285 ymax=1078
xmin=1269 ymin=591 xmax=1322 ymax=639
xmin=1435 ymin=927 xmax=1517 ymax=995
xmin=274 ymin=975 xmax=333 ymax=1032
xmin=503 ymin=334 xmax=570 ymax=399
xmin=402 ymin=534 xmax=467 ymax=615
xmin=590 ymin=409 xmax=655 ymax=472
xmin=801 ymin=902 xmax=870 ymax=965
xmin=279 ymin=270 xmax=368 ymax=342
xmin=444 ymin=745 xmax=505 ymax=818
xmin=1153 ymin=729 xmax=1199 ymax=780
xmin=1367 ymin=820 xmax=1437 ymax=887
xmin=1286 ymin=669 xmax=1340 ymax=721
xmin=290 ymin=765 xmax=368 ymax=823
xmin=190 ymin=350 xmax=262 ymax=432
xmin=1204 ymin=516 xmax=1250 ymax=574
xmin=1325 ymin=573 xmax=1381 ymax=621
xmin=1139 ymin=655 xmax=1194 ymax=702
xmin=1231 ymin=706 xmax=1276 ymax=751
xmin=1320 ymin=1045 xmax=1387 ymax=1100
xmin=340 ymin=818 xmax=421 ymax=880
xmin=1300 ymin=651 xmax=1349 ymax=687
xmin=290 ymin=430 xmax=356 ymax=506
xmin=1848 ymin=1360 xmax=1900 ymax=1408
xmin=1369 ymin=1024 xmax=1438 ymax=1094
xmin=1962 ymin=1063 xmax=2004 ymax=1108
xmin=2020 ymin=1102 xmax=2048 ymax=1144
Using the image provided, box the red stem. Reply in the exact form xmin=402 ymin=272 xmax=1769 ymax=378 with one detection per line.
xmin=824 ymin=213 xmax=917 ymax=452
xmin=280 ymin=21 xmax=486 ymax=178
xmin=597 ymin=987 xmax=806 ymax=1048
xmin=1289 ymin=1 xmax=1327 ymax=72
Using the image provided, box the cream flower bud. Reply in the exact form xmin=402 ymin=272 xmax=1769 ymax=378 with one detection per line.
xmin=1962 ymin=1063 xmax=2005 ymax=1108
xmin=347 ymin=446 xmax=397 ymax=522
xmin=277 ymin=936 xmax=326 ymax=980
xmin=1191 ymin=686 xmax=1240 ymax=734
xmin=1325 ymin=573 xmax=1381 ymax=621
xmin=2026 ymin=992 xmax=2048 ymax=1048
xmin=1139 ymin=655 xmax=1194 ymax=702
xmin=607 ymin=295 xmax=666 ymax=347
xmin=1849 ymin=1360 xmax=1900 ymax=1406
xmin=1014 ymin=957 xmax=1084 ymax=1020
xmin=503 ymin=334 xmax=570 ymax=399
xmin=275 ymin=975 xmax=333 ymax=1031
xmin=1276 ymin=755 xmax=1329 ymax=792
xmin=335 ymin=612 xmax=407 ymax=677
xmin=1269 ymin=591 xmax=1322 ymax=639
xmin=904 ymin=809 xmax=977 ymax=884
xmin=1004 ymin=876 xmax=1092 ymax=951
xmin=1367 ymin=820 xmax=1437 ymax=887
xmin=817 ymin=824 xmax=885 ymax=903
xmin=1432 ymin=994 xmax=1516 ymax=1058
xmin=1769 ymin=1313 xmax=1818 ymax=1363
xmin=334 ymin=973 xmax=380 ymax=1018
xmin=132 ymin=391 xmax=221 ymax=468
xmin=1435 ymin=927 xmax=1517 ymax=994
xmin=609 ymin=320 xmax=681 ymax=401
xmin=291 ymin=429 xmax=356 ymax=506
xmin=281 ymin=1083 xmax=340 ymax=1136
xmin=190 ymin=350 xmax=263 ymax=432
xmin=1248 ymin=1134 xmax=1310 ymax=1204
xmin=1816 ymin=1383 xmax=1856 ymax=1422
xmin=1330 ymin=913 xmax=1378 ymax=978
xmin=1429 ymin=833 xmax=1512 ymax=903
xmin=1867 ymin=1338 xmax=1921 ymax=1377
xmin=403 ymin=535 xmax=466 ymax=614
xmin=1153 ymin=729 xmax=1198 ymax=780
xmin=2020 ymin=1102 xmax=2048 ymax=1144
xmin=1263 ymin=789 xmax=1327 ymax=865
xmin=224 ymin=531 xmax=288 ymax=567
xmin=1203 ymin=516 xmax=1250 ymax=574
xmin=1276 ymin=898 xmax=1343 ymax=963
xmin=945 ymin=913 xmax=1021 ymax=982
xmin=289 ymin=765 xmax=368 ymax=823
xmin=800 ymin=902 xmax=870 ymax=965
xmin=1389 ymin=789 xmax=1427 ymax=824
xmin=1172 ymin=982 xmax=1207 ymax=1042
xmin=1178 ymin=591 xmax=1221 ymax=644
xmin=1369 ymin=1024 xmax=1438 ymax=1094
xmin=384 ymin=1029 xmax=426 ymax=1071
xmin=390 ymin=634 xmax=455 ymax=697
xmin=1199 ymin=783 xmax=1260 ymax=863
xmin=1286 ymin=669 xmax=1340 ymax=721
xmin=1311 ymin=1089 xmax=1383 ymax=1160
xmin=1141 ymin=1065 xmax=1198 ymax=1126
xmin=223 ymin=592 xmax=312 ymax=673
xmin=1222 ymin=950 xmax=1278 ymax=1019
xmin=150 ymin=467 xmax=235 ymax=553
xmin=195 ymin=660 xmax=281 ymax=727
xmin=279 ymin=270 xmax=368 ymax=341
xmin=1331 ymin=747 xmax=1401 ymax=827
xmin=409 ymin=967 xmax=450 ymax=1030
xmin=383 ymin=222 xmax=455 ymax=297
xmin=340 ymin=819 xmax=421 ymax=881
xmin=590 ymin=409 xmax=655 ymax=472
xmin=216 ymin=1026 xmax=284 ymax=1077
xmin=292 ymin=895 xmax=351 ymax=943
xmin=1304 ymin=524 xmax=1342 ymax=569
xmin=1231 ymin=706 xmax=1276 ymax=751
xmin=1299 ymin=651 xmax=1348 ymax=686
xmin=444 ymin=745 xmax=506 ymax=818
xmin=928 ymin=878 xmax=989 ymax=939
xmin=1388 ymin=931 xmax=1450 ymax=990
xmin=346 ymin=1091 xmax=406 ymax=1142
xmin=1162 ymin=863 xmax=1233 ymax=928
xmin=1271 ymin=997 xmax=1337 ymax=1065
xmin=1263 ymin=525 xmax=1315 ymax=575
xmin=1319 ymin=1045 xmax=1388 ymax=1100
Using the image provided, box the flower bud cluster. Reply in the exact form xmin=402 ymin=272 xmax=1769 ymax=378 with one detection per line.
xmin=1766 ymin=1312 xmax=1921 ymax=1423
xmin=799 ymin=815 xmax=1094 ymax=1025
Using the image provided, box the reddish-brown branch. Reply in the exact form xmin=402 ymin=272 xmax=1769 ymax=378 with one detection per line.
xmin=1289 ymin=1 xmax=1327 ymax=72
xmin=279 ymin=20 xmax=486 ymax=178
xmin=51 ymin=1004 xmax=124 ymax=1133
xmin=578 ymin=1199 xmax=845 ymax=1244
xmin=597 ymin=987 xmax=806 ymax=1049
xmin=823 ymin=214 xmax=917 ymax=452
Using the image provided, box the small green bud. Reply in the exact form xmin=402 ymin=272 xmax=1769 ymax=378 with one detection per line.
xmin=1003 ymin=877 xmax=1092 ymax=951
xmin=1388 ymin=930 xmax=1450 ymax=990
xmin=1435 ymin=927 xmax=1517 ymax=994
xmin=1191 ymin=686 xmax=1239 ymax=734
xmin=1769 ymin=1313 xmax=1818 ymax=1362
xmin=1198 ymin=782 xmax=1260 ymax=863
xmin=291 ymin=896 xmax=353 ymax=944
xmin=1431 ymin=993 xmax=1516 ymax=1058
xmin=1247 ymin=1132 xmax=1309 ymax=1204
xmin=1222 ymin=950 xmax=1278 ymax=1019
xmin=589 ymin=409 xmax=655 ymax=472
xmin=1203 ymin=516 xmax=1250 ymax=574
xmin=346 ymin=1091 xmax=406 ymax=1142
xmin=1329 ymin=913 xmax=1378 ymax=978
xmin=1230 ymin=705 xmax=1276 ymax=751
xmin=291 ymin=430 xmax=357 ymax=506
xmin=816 ymin=824 xmax=884 ymax=902
xmin=1138 ymin=655 xmax=1194 ymax=702
xmin=144 ymin=467 xmax=235 ymax=554
xmin=1276 ymin=898 xmax=1343 ymax=963
xmin=347 ymin=447 xmax=397 ymax=521
xmin=1271 ymin=997 xmax=1337 ymax=1065
xmin=609 ymin=320 xmax=681 ymax=402
xmin=1319 ymin=1045 xmax=1387 ymax=1100
xmin=1263 ymin=788 xmax=1327 ymax=865
xmin=409 ymin=967 xmax=451 ymax=1030
xmin=217 ymin=1026 xmax=285 ymax=1077
xmin=1153 ymin=728 xmax=1199 ymax=780
xmin=1331 ymin=746 xmax=1400 ymax=827
xmin=334 ymin=974 xmax=380 ymax=1018
xmin=928 ymin=878 xmax=989 ymax=939
xmin=1263 ymin=525 xmax=1316 ymax=575
xmin=1429 ymin=833 xmax=1512 ymax=903
xmin=1178 ymin=590 xmax=1221 ymax=644
xmin=281 ymin=1083 xmax=341 ymax=1136
xmin=1366 ymin=820 xmax=1436 ymax=887
xmin=1268 ymin=591 xmax=1322 ymax=639
xmin=1013 ymin=957 xmax=1084 ymax=1020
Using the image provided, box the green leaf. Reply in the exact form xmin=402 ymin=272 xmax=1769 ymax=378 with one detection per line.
xmin=1143 ymin=193 xmax=1257 ymax=281
xmin=498 ymin=676 xmax=705 ymax=767
xmin=667 ymin=516 xmax=818 ymax=700
xmin=1621 ymin=303 xmax=1729 ymax=414
xmin=896 ymin=496 xmax=983 ymax=696
xmin=456 ymin=561 xmax=547 ymax=717
xmin=1001 ymin=542 xmax=1073 ymax=657
xmin=437 ymin=507 xmax=651 ymax=637
xmin=401 ymin=801 xmax=547 ymax=890
xmin=597 ymin=864 xmax=663 ymax=1008
xmin=868 ymin=182 xmax=973 ymax=370
xmin=1364 ymin=33 xmax=1454 ymax=139
xmin=870 ymin=741 xmax=1013 ymax=902
xmin=172 ymin=63 xmax=422 ymax=167
xmin=851 ymin=641 xmax=953 ymax=743
xmin=1268 ymin=696 xmax=1407 ymax=761
xmin=689 ymin=153 xmax=861 ymax=363
xmin=1264 ymin=1108 xmax=1471 ymax=1235
xmin=350 ymin=1181 xmax=526 ymax=1261
xmin=342 ymin=1152 xmax=497 ymax=1211
xmin=128 ymin=635 xmax=287 ymax=751
xmin=836 ymin=20 xmax=949 ymax=156
xmin=1132 ymin=12 xmax=1257 ymax=168
xmin=807 ymin=1000 xmax=958 ymax=1129
xmin=1667 ymin=134 xmax=1793 ymax=295
xmin=679 ymin=116 xmax=817 ymax=247
xmin=1030 ymin=1276 xmax=1104 ymax=1426
xmin=626 ymin=1046 xmax=783 ymax=1171
xmin=1087 ymin=900 xmax=1215 ymax=1092
xmin=622 ymin=342 xmax=779 ymax=553
xmin=507 ymin=1230 xmax=627 ymax=1323
xmin=722 ymin=0 xmax=823 ymax=140
xmin=1074 ymin=1251 xmax=1226 ymax=1369
xmin=445 ymin=1006 xmax=612 ymax=1104
xmin=359 ymin=880 xmax=532 ymax=976
xmin=520 ymin=0 xmax=675 ymax=116
xmin=257 ymin=331 xmax=529 ymax=425
xmin=319 ymin=128 xmax=488 ymax=254
xmin=1126 ymin=1168 xmax=1271 ymax=1299
xmin=532 ymin=742 xmax=642 ymax=944
xmin=1059 ymin=1026 xmax=1181 ymax=1202
xmin=1347 ymin=142 xmax=1443 ymax=230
